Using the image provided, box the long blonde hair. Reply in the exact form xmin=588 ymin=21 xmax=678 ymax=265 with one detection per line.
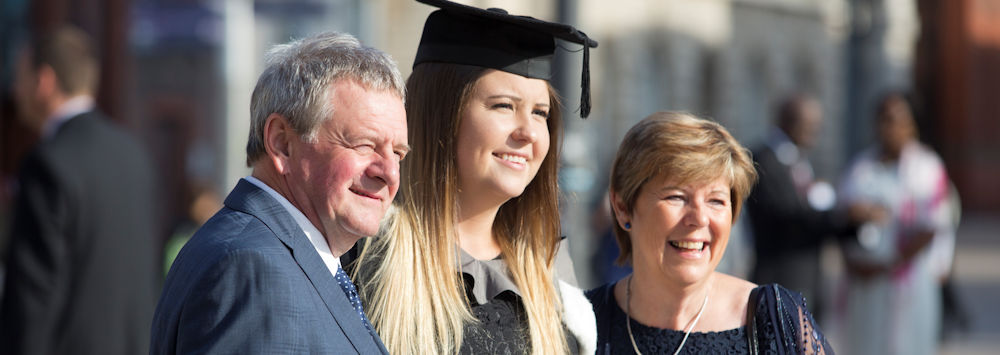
xmin=354 ymin=63 xmax=568 ymax=354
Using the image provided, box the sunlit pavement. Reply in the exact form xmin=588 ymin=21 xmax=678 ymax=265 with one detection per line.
xmin=939 ymin=213 xmax=1000 ymax=355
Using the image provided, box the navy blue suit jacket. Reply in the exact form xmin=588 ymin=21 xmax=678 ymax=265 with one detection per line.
xmin=150 ymin=179 xmax=388 ymax=354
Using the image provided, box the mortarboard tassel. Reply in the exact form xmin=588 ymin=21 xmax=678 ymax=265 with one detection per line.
xmin=580 ymin=42 xmax=591 ymax=118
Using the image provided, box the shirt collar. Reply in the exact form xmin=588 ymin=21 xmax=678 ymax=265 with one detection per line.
xmin=766 ymin=126 xmax=800 ymax=166
xmin=244 ymin=176 xmax=341 ymax=274
xmin=457 ymin=247 xmax=520 ymax=305
xmin=42 ymin=95 xmax=95 ymax=139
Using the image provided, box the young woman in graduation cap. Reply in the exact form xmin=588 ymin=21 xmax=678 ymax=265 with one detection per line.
xmin=351 ymin=0 xmax=598 ymax=353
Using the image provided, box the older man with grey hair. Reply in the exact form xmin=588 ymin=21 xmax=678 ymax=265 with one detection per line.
xmin=150 ymin=32 xmax=407 ymax=354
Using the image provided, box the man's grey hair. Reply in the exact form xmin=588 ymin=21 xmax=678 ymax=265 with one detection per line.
xmin=246 ymin=31 xmax=405 ymax=165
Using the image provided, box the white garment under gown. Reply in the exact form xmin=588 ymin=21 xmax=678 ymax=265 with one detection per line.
xmin=837 ymin=142 xmax=953 ymax=355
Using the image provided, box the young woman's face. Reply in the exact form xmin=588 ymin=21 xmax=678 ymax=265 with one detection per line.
xmin=455 ymin=69 xmax=551 ymax=206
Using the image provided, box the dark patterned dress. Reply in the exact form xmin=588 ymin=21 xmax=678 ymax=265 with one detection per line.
xmin=457 ymin=248 xmax=580 ymax=354
xmin=586 ymin=283 xmax=833 ymax=354
xmin=459 ymin=275 xmax=531 ymax=354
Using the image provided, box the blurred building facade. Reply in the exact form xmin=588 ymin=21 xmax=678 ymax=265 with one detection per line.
xmin=2 ymin=0 xmax=998 ymax=283
xmin=915 ymin=0 xmax=1000 ymax=213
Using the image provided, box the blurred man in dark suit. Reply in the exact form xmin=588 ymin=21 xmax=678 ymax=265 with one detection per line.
xmin=746 ymin=95 xmax=864 ymax=321
xmin=0 ymin=26 xmax=159 ymax=355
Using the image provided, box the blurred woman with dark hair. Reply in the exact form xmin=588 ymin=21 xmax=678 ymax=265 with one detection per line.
xmin=838 ymin=93 xmax=955 ymax=355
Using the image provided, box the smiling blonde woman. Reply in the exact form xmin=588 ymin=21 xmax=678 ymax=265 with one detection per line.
xmin=586 ymin=112 xmax=833 ymax=354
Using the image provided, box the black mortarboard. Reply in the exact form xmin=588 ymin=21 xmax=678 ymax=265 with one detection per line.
xmin=414 ymin=0 xmax=599 ymax=118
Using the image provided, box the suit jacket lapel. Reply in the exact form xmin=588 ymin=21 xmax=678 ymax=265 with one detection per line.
xmin=224 ymin=179 xmax=386 ymax=354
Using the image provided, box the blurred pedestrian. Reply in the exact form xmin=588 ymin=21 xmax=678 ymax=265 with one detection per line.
xmin=590 ymin=191 xmax=632 ymax=285
xmin=838 ymin=93 xmax=953 ymax=355
xmin=0 ymin=26 xmax=159 ymax=355
xmin=162 ymin=182 xmax=221 ymax=275
xmin=745 ymin=94 xmax=864 ymax=320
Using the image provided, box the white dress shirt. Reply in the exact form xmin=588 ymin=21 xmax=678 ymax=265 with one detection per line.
xmin=42 ymin=95 xmax=95 ymax=139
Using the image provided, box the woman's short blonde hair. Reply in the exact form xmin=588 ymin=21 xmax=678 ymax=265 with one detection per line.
xmin=609 ymin=112 xmax=757 ymax=265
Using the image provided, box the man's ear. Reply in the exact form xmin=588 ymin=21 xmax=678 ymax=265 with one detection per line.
xmin=35 ymin=64 xmax=59 ymax=100
xmin=263 ymin=113 xmax=294 ymax=175
xmin=609 ymin=190 xmax=631 ymax=230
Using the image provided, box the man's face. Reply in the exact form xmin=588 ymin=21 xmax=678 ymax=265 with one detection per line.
xmin=790 ymin=100 xmax=822 ymax=149
xmin=284 ymin=79 xmax=408 ymax=249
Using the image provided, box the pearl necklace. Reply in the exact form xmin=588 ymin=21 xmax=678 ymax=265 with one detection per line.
xmin=625 ymin=275 xmax=709 ymax=355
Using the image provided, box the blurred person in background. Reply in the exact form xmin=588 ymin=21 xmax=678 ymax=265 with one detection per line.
xmin=149 ymin=31 xmax=405 ymax=354
xmin=587 ymin=112 xmax=832 ymax=354
xmin=590 ymin=191 xmax=632 ymax=285
xmin=745 ymin=94 xmax=872 ymax=321
xmin=0 ymin=25 xmax=159 ymax=355
xmin=350 ymin=1 xmax=598 ymax=353
xmin=838 ymin=93 xmax=954 ymax=355
xmin=162 ymin=182 xmax=221 ymax=274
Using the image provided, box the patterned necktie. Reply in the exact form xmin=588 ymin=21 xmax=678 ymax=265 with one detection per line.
xmin=334 ymin=265 xmax=374 ymax=332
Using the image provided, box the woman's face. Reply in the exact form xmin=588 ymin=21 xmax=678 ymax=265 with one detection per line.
xmin=455 ymin=69 xmax=551 ymax=207
xmin=877 ymin=98 xmax=916 ymax=159
xmin=618 ymin=174 xmax=733 ymax=285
